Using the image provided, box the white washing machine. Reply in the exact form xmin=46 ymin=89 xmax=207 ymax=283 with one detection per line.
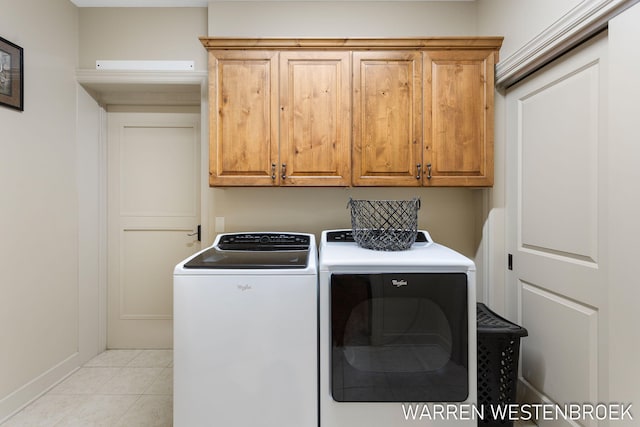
xmin=173 ymin=232 xmax=318 ymax=427
xmin=319 ymin=230 xmax=477 ymax=427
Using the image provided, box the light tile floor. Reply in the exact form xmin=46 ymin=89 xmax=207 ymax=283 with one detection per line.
xmin=2 ymin=350 xmax=173 ymax=427
xmin=3 ymin=349 xmax=537 ymax=426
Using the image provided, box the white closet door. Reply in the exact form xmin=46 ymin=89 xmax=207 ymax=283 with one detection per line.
xmin=506 ymin=33 xmax=607 ymax=426
xmin=108 ymin=109 xmax=200 ymax=348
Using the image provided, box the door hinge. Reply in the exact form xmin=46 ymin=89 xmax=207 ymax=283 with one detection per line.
xmin=508 ymin=253 xmax=513 ymax=270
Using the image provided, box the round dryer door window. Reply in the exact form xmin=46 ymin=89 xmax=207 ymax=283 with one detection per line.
xmin=331 ymin=272 xmax=469 ymax=402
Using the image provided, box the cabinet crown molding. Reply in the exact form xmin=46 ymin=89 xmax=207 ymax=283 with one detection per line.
xmin=200 ymin=37 xmax=503 ymax=52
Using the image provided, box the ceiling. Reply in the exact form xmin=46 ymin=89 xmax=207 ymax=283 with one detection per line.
xmin=70 ymin=0 xmax=472 ymax=6
xmin=70 ymin=0 xmax=208 ymax=6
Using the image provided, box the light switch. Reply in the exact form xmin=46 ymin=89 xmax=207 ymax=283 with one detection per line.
xmin=215 ymin=217 xmax=225 ymax=232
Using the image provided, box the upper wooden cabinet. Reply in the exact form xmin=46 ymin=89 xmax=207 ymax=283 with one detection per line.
xmin=208 ymin=48 xmax=350 ymax=186
xmin=352 ymin=51 xmax=422 ymax=186
xmin=201 ymin=38 xmax=503 ymax=187
xmin=208 ymin=50 xmax=278 ymax=186
xmin=424 ymin=49 xmax=496 ymax=186
xmin=280 ymin=51 xmax=351 ymax=186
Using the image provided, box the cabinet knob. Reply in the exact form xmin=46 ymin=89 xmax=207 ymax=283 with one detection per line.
xmin=416 ymin=163 xmax=422 ymax=180
xmin=281 ymin=163 xmax=287 ymax=180
xmin=426 ymin=163 xmax=432 ymax=180
xmin=271 ymin=163 xmax=276 ymax=180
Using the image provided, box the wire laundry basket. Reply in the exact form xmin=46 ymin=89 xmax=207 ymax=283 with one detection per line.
xmin=348 ymin=198 xmax=421 ymax=251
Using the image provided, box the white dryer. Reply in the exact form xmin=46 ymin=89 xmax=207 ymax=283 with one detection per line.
xmin=173 ymin=232 xmax=318 ymax=427
xmin=319 ymin=229 xmax=477 ymax=427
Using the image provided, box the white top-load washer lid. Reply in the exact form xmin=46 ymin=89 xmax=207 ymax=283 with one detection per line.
xmin=174 ymin=232 xmax=317 ymax=275
xmin=319 ymin=229 xmax=475 ymax=272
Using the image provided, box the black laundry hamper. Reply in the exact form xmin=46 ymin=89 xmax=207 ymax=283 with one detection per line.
xmin=477 ymin=303 xmax=528 ymax=427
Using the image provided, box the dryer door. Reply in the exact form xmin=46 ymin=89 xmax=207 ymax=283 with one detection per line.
xmin=331 ymin=273 xmax=468 ymax=402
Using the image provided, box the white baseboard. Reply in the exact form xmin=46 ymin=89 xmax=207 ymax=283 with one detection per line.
xmin=517 ymin=377 xmax=574 ymax=427
xmin=0 ymin=352 xmax=81 ymax=424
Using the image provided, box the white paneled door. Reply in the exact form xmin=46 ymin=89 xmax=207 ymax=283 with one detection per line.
xmin=108 ymin=109 xmax=201 ymax=348
xmin=506 ymin=33 xmax=607 ymax=427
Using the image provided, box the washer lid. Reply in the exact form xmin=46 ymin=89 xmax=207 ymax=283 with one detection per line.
xmin=183 ymin=248 xmax=309 ymax=269
xmin=184 ymin=233 xmax=311 ymax=269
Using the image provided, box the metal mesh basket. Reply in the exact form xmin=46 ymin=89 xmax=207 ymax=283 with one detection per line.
xmin=348 ymin=198 xmax=421 ymax=251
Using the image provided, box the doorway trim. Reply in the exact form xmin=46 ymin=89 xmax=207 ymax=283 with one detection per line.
xmin=77 ymin=69 xmax=208 ymax=351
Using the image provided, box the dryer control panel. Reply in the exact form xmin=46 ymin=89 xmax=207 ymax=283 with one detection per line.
xmin=326 ymin=230 xmax=429 ymax=243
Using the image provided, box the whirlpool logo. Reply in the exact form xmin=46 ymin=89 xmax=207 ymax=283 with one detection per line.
xmin=391 ymin=279 xmax=408 ymax=288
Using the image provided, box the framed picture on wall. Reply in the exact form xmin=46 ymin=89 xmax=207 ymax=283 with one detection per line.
xmin=0 ymin=36 xmax=23 ymax=111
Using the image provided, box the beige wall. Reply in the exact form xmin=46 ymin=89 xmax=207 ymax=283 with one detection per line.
xmin=79 ymin=7 xmax=208 ymax=71
xmin=211 ymin=187 xmax=479 ymax=259
xmin=0 ymin=0 xmax=80 ymax=421
xmin=209 ymin=1 xmax=477 ymax=37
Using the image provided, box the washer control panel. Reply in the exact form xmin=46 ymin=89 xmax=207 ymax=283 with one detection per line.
xmin=218 ymin=233 xmax=310 ymax=250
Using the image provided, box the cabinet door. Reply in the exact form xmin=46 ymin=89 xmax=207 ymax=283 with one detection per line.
xmin=280 ymin=51 xmax=351 ymax=186
xmin=424 ymin=50 xmax=495 ymax=186
xmin=209 ymin=50 xmax=278 ymax=186
xmin=353 ymin=51 xmax=423 ymax=186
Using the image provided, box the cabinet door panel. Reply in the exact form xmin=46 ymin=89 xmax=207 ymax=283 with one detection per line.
xmin=424 ymin=50 xmax=495 ymax=186
xmin=280 ymin=51 xmax=351 ymax=186
xmin=353 ymin=51 xmax=423 ymax=186
xmin=209 ymin=50 xmax=278 ymax=186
